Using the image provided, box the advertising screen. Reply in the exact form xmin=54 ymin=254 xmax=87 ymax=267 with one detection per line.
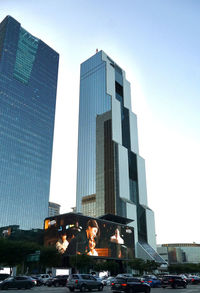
xmin=44 ymin=213 xmax=134 ymax=260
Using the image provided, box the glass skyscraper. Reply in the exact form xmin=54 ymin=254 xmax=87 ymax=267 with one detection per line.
xmin=76 ymin=51 xmax=165 ymax=262
xmin=0 ymin=16 xmax=59 ymax=229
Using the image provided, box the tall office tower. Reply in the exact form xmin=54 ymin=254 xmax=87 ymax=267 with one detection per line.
xmin=0 ymin=16 xmax=59 ymax=229
xmin=76 ymin=50 xmax=164 ymax=261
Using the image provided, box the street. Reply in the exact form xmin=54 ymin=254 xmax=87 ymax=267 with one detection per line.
xmin=1 ymin=284 xmax=200 ymax=293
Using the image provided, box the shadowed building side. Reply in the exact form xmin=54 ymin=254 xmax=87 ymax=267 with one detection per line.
xmin=0 ymin=16 xmax=59 ymax=229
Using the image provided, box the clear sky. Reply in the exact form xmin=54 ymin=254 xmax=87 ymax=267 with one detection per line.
xmin=1 ymin=0 xmax=200 ymax=245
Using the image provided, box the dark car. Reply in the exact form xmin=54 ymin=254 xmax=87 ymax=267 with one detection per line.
xmin=46 ymin=275 xmax=68 ymax=287
xmin=67 ymin=274 xmax=103 ymax=291
xmin=111 ymin=276 xmax=151 ymax=293
xmin=161 ymin=275 xmax=187 ymax=289
xmin=0 ymin=274 xmax=10 ymax=281
xmin=0 ymin=276 xmax=35 ymax=290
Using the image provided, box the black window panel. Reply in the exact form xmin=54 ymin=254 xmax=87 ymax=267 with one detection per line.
xmin=104 ymin=119 xmax=115 ymax=214
xmin=137 ymin=205 xmax=147 ymax=243
xmin=115 ymin=81 xmax=123 ymax=97
xmin=128 ymin=152 xmax=138 ymax=181
xmin=122 ymin=107 xmax=130 ymax=149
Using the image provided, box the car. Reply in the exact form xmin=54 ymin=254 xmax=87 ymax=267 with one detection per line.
xmin=94 ymin=276 xmax=103 ymax=284
xmin=141 ymin=275 xmax=161 ymax=288
xmin=67 ymin=274 xmax=104 ymax=291
xmin=0 ymin=276 xmax=35 ymax=290
xmin=111 ymin=276 xmax=151 ymax=293
xmin=105 ymin=276 xmax=116 ymax=286
xmin=31 ymin=276 xmax=44 ymax=286
xmin=35 ymin=273 xmax=51 ymax=284
xmin=178 ymin=274 xmax=189 ymax=284
xmin=45 ymin=277 xmax=54 ymax=287
xmin=0 ymin=274 xmax=10 ymax=281
xmin=116 ymin=274 xmax=133 ymax=278
xmin=101 ymin=277 xmax=109 ymax=286
xmin=161 ymin=275 xmax=187 ymax=289
xmin=46 ymin=275 xmax=69 ymax=287
xmin=188 ymin=275 xmax=200 ymax=285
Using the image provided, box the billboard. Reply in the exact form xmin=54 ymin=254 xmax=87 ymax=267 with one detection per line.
xmin=44 ymin=213 xmax=134 ymax=260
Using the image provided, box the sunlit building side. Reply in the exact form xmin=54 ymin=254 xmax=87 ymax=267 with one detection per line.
xmin=76 ymin=50 xmax=165 ymax=262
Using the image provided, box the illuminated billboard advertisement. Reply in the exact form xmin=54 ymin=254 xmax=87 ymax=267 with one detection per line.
xmin=44 ymin=213 xmax=134 ymax=260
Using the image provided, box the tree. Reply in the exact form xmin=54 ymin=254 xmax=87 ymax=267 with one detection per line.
xmin=105 ymin=261 xmax=120 ymax=275
xmin=69 ymin=254 xmax=94 ymax=273
xmin=0 ymin=238 xmax=39 ymax=268
xmin=144 ymin=260 xmax=159 ymax=273
xmin=168 ymin=263 xmax=200 ymax=274
xmin=40 ymin=246 xmax=62 ymax=268
xmin=128 ymin=258 xmax=146 ymax=275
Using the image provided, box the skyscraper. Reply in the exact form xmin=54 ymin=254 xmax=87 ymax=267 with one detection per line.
xmin=76 ymin=50 xmax=164 ymax=261
xmin=0 ymin=16 xmax=59 ymax=229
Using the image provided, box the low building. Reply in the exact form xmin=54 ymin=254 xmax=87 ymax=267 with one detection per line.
xmin=0 ymin=225 xmax=43 ymax=244
xmin=157 ymin=243 xmax=200 ymax=264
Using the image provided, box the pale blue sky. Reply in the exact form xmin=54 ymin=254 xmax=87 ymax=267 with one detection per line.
xmin=1 ymin=0 xmax=200 ymax=244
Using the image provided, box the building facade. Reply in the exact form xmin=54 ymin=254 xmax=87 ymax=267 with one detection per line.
xmin=48 ymin=202 xmax=61 ymax=217
xmin=0 ymin=16 xmax=59 ymax=229
xmin=157 ymin=243 xmax=200 ymax=264
xmin=76 ymin=51 xmax=164 ymax=262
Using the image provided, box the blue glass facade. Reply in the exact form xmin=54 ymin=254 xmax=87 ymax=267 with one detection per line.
xmin=76 ymin=52 xmax=111 ymax=212
xmin=0 ymin=16 xmax=59 ymax=229
xmin=76 ymin=51 xmax=166 ymax=262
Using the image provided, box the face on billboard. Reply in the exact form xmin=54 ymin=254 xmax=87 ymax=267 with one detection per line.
xmin=44 ymin=214 xmax=134 ymax=259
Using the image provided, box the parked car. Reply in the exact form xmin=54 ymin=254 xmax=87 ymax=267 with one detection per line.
xmin=178 ymin=274 xmax=189 ymax=284
xmin=101 ymin=277 xmax=109 ymax=286
xmin=188 ymin=275 xmax=200 ymax=285
xmin=35 ymin=273 xmax=51 ymax=285
xmin=0 ymin=274 xmax=9 ymax=281
xmin=67 ymin=274 xmax=103 ymax=291
xmin=142 ymin=275 xmax=161 ymax=288
xmin=46 ymin=275 xmax=69 ymax=287
xmin=111 ymin=276 xmax=151 ymax=293
xmin=116 ymin=274 xmax=133 ymax=278
xmin=161 ymin=275 xmax=187 ymax=289
xmin=105 ymin=276 xmax=115 ymax=286
xmin=46 ymin=277 xmax=54 ymax=287
xmin=0 ymin=276 xmax=35 ymax=290
xmin=94 ymin=276 xmax=103 ymax=284
xmin=31 ymin=276 xmax=44 ymax=286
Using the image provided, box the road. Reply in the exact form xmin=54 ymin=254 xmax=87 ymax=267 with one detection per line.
xmin=1 ymin=284 xmax=200 ymax=293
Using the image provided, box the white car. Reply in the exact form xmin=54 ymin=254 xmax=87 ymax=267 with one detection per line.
xmin=105 ymin=277 xmax=115 ymax=286
xmin=36 ymin=274 xmax=51 ymax=284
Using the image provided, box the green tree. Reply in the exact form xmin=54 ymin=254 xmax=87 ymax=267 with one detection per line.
xmin=168 ymin=263 xmax=200 ymax=274
xmin=128 ymin=258 xmax=146 ymax=275
xmin=69 ymin=254 xmax=94 ymax=273
xmin=144 ymin=260 xmax=159 ymax=273
xmin=0 ymin=238 xmax=39 ymax=269
xmin=40 ymin=246 xmax=62 ymax=268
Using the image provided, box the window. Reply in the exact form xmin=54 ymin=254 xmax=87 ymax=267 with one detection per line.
xmin=82 ymin=275 xmax=90 ymax=280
